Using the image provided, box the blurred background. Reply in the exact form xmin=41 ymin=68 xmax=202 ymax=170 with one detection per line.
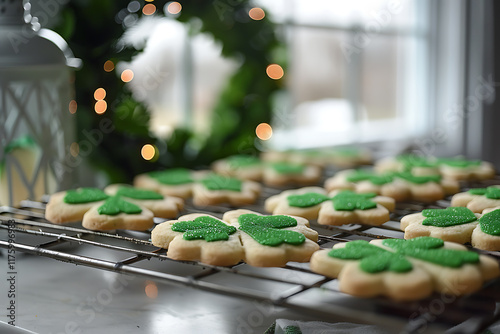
xmin=1 ymin=0 xmax=499 ymax=196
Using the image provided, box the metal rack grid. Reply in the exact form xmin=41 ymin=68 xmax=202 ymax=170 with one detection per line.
xmin=1 ymin=179 xmax=500 ymax=334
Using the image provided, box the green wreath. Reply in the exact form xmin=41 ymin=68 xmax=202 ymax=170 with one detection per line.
xmin=53 ymin=0 xmax=283 ymax=183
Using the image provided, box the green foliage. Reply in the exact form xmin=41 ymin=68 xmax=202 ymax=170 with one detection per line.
xmin=52 ymin=0 xmax=282 ymax=183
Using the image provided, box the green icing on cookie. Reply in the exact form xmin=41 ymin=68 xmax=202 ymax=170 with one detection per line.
xmin=346 ymin=170 xmax=393 ymax=185
xmin=479 ymin=209 xmax=500 ymax=236
xmin=422 ymin=207 xmax=477 ymax=227
xmin=383 ymin=237 xmax=479 ymax=268
xmin=271 ymin=162 xmax=305 ymax=175
xmin=332 ymin=191 xmax=377 ymax=211
xmin=238 ymin=213 xmax=305 ymax=246
xmin=438 ymin=158 xmax=481 ymax=168
xmin=328 ymin=240 xmax=413 ymax=273
xmin=201 ymin=174 xmax=242 ymax=192
xmin=227 ymin=155 xmax=261 ymax=168
xmin=149 ymin=169 xmax=194 ymax=185
xmin=63 ymin=188 xmax=109 ymax=204
xmin=397 ymin=154 xmax=437 ymax=169
xmin=468 ymin=187 xmax=500 ymax=200
xmin=394 ymin=172 xmax=441 ymax=184
xmin=97 ymin=196 xmax=142 ymax=215
xmin=287 ymin=192 xmax=330 ymax=208
xmin=172 ymin=216 xmax=237 ymax=242
xmin=116 ymin=187 xmax=164 ymax=200
xmin=328 ymin=237 xmax=479 ymax=274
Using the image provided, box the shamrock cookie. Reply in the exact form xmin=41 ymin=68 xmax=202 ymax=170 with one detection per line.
xmin=223 ymin=209 xmax=319 ymax=267
xmin=265 ymin=187 xmax=328 ymax=220
xmin=265 ymin=188 xmax=395 ymax=226
xmin=375 ymin=155 xmax=495 ymax=181
xmin=151 ymin=210 xmax=319 ymax=267
xmin=192 ymin=174 xmax=261 ymax=206
xmin=451 ymin=186 xmax=500 ymax=213
xmin=325 ymin=169 xmax=459 ymax=202
xmin=211 ymin=155 xmax=263 ymax=181
xmin=263 ymin=162 xmax=322 ymax=187
xmin=438 ymin=158 xmax=495 ymax=181
xmin=400 ymin=206 xmax=500 ymax=250
xmin=374 ymin=154 xmax=440 ymax=176
xmin=82 ymin=195 xmax=154 ymax=231
xmin=310 ymin=237 xmax=499 ymax=301
xmin=104 ymin=184 xmax=184 ymax=218
xmin=45 ymin=188 xmax=110 ymax=223
xmin=290 ymin=147 xmax=372 ymax=168
xmin=134 ymin=168 xmax=203 ymax=199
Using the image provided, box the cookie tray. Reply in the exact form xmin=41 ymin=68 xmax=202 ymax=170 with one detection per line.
xmin=1 ymin=180 xmax=500 ymax=333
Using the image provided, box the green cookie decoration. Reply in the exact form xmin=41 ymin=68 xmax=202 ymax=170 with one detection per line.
xmin=422 ymin=207 xmax=477 ymax=227
xmin=328 ymin=237 xmax=479 ymax=274
xmin=479 ymin=209 xmax=500 ymax=236
xmin=271 ymin=162 xmax=305 ymax=175
xmin=238 ymin=213 xmax=305 ymax=246
xmin=201 ymin=174 xmax=242 ymax=192
xmin=332 ymin=191 xmax=377 ymax=211
xmin=438 ymin=158 xmax=481 ymax=168
xmin=115 ymin=187 xmax=164 ymax=200
xmin=97 ymin=196 xmax=142 ymax=216
xmin=383 ymin=237 xmax=479 ymax=268
xmin=346 ymin=170 xmax=393 ymax=185
xmin=396 ymin=154 xmax=438 ymax=171
xmin=172 ymin=216 xmax=237 ymax=242
xmin=149 ymin=169 xmax=194 ymax=185
xmin=328 ymin=240 xmax=413 ymax=273
xmin=287 ymin=192 xmax=330 ymax=208
xmin=468 ymin=186 xmax=500 ymax=200
xmin=394 ymin=172 xmax=441 ymax=184
xmin=64 ymin=188 xmax=109 ymax=204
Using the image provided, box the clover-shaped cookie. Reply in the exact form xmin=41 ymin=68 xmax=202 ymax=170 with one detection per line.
xmin=105 ymin=184 xmax=184 ymax=218
xmin=45 ymin=188 xmax=110 ymax=223
xmin=451 ymin=186 xmax=500 ymax=213
xmin=265 ymin=187 xmax=395 ymax=226
xmin=211 ymin=155 xmax=263 ymax=181
xmin=192 ymin=174 xmax=261 ymax=206
xmin=45 ymin=186 xmax=183 ymax=230
xmin=401 ymin=206 xmax=500 ymax=251
xmin=438 ymin=158 xmax=496 ymax=181
xmin=310 ymin=237 xmax=499 ymax=300
xmin=82 ymin=195 xmax=154 ymax=231
xmin=375 ymin=155 xmax=495 ymax=181
xmin=134 ymin=168 xmax=203 ymax=199
xmin=263 ymin=162 xmax=322 ymax=187
xmin=151 ymin=210 xmax=319 ymax=267
xmin=325 ymin=169 xmax=459 ymax=203
xmin=261 ymin=147 xmax=372 ymax=168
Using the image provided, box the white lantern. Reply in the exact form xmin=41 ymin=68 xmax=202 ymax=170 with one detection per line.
xmin=0 ymin=0 xmax=78 ymax=206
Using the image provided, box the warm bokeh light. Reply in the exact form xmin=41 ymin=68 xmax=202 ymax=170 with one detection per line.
xmin=103 ymin=60 xmax=114 ymax=72
xmin=94 ymin=88 xmax=106 ymax=101
xmin=167 ymin=2 xmax=182 ymax=14
xmin=249 ymin=7 xmax=265 ymax=20
xmin=94 ymin=100 xmax=107 ymax=114
xmin=69 ymin=100 xmax=77 ymax=114
xmin=141 ymin=144 xmax=156 ymax=160
xmin=145 ymin=281 xmax=158 ymax=299
xmin=121 ymin=69 xmax=134 ymax=82
xmin=70 ymin=142 xmax=79 ymax=157
xmin=143 ymin=3 xmax=156 ymax=15
xmin=255 ymin=123 xmax=273 ymax=140
xmin=266 ymin=64 xmax=284 ymax=80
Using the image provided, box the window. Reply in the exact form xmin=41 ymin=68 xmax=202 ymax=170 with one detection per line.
xmin=258 ymin=0 xmax=430 ymax=149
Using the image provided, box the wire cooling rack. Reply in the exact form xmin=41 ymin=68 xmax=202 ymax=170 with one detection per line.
xmin=1 ymin=179 xmax=500 ymax=334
